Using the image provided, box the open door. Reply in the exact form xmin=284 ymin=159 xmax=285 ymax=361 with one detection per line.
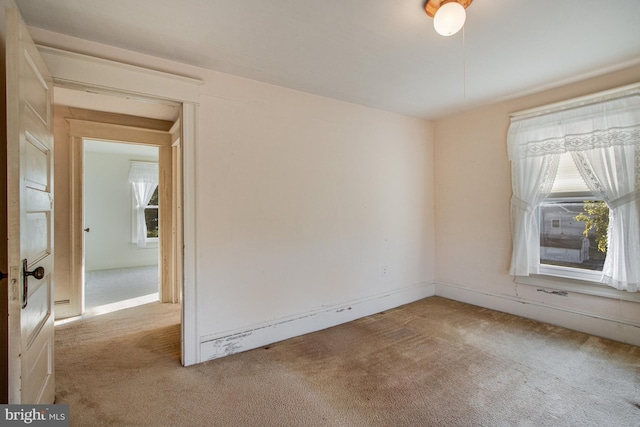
xmin=5 ymin=7 xmax=55 ymax=403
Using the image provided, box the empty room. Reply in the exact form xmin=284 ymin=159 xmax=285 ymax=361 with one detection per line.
xmin=1 ymin=0 xmax=639 ymax=425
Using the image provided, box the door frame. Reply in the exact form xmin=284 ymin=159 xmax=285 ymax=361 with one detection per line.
xmin=37 ymin=45 xmax=202 ymax=366
xmin=66 ymin=118 xmax=176 ymax=317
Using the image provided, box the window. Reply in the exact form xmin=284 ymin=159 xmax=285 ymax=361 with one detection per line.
xmin=537 ymin=152 xmax=609 ymax=281
xmin=539 ymin=198 xmax=608 ymax=281
xmin=130 ymin=184 xmax=159 ymax=246
xmin=129 ymin=161 xmax=159 ymax=248
xmin=507 ymin=85 xmax=640 ymax=293
xmin=144 ymin=186 xmax=159 ymax=239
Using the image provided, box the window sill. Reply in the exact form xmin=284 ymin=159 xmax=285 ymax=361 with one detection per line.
xmin=515 ymin=273 xmax=640 ymax=303
xmin=538 ymin=264 xmax=602 ymax=282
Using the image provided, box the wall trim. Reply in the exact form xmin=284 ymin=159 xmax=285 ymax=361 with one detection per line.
xmin=68 ymin=119 xmax=172 ymax=146
xmin=37 ymin=45 xmax=203 ymax=104
xmin=180 ymin=103 xmax=199 ymax=366
xmin=200 ymin=282 xmax=435 ymax=362
xmin=435 ymin=281 xmax=640 ymax=347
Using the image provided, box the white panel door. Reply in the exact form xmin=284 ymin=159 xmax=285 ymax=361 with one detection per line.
xmin=6 ymin=7 xmax=55 ymax=404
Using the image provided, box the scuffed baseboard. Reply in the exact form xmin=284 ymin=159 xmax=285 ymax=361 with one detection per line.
xmin=200 ymin=282 xmax=435 ymax=362
xmin=435 ymin=282 xmax=640 ymax=347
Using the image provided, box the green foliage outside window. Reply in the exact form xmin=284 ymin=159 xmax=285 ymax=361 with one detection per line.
xmin=145 ymin=186 xmax=159 ymax=238
xmin=574 ymin=201 xmax=609 ymax=253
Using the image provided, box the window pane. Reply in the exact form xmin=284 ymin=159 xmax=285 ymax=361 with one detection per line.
xmin=148 ymin=186 xmax=159 ymax=207
xmin=540 ymin=200 xmax=608 ymax=271
xmin=145 ymin=208 xmax=158 ymax=238
xmin=145 ymin=186 xmax=159 ymax=239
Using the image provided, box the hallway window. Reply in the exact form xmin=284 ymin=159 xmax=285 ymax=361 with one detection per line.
xmin=145 ymin=186 xmax=159 ymax=238
xmin=129 ymin=161 xmax=159 ymax=247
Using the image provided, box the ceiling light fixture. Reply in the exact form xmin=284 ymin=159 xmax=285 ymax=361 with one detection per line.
xmin=425 ymin=0 xmax=472 ymax=36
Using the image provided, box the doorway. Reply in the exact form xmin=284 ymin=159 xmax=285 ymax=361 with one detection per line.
xmin=83 ymin=140 xmax=160 ymax=316
xmin=52 ymin=90 xmax=181 ymax=321
xmin=37 ymin=43 xmax=200 ymax=366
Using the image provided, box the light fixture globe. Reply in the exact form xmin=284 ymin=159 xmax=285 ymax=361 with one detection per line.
xmin=433 ymin=2 xmax=466 ymax=36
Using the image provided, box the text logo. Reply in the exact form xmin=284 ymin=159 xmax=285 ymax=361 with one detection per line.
xmin=1 ymin=405 xmax=69 ymax=426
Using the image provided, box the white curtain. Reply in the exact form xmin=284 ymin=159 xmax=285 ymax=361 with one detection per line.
xmin=572 ymin=144 xmax=639 ymax=292
xmin=508 ymin=89 xmax=640 ymax=291
xmin=508 ymin=153 xmax=559 ymax=276
xmin=129 ymin=162 xmax=159 ymax=248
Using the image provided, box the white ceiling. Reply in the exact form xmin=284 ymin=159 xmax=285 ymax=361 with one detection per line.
xmin=15 ymin=0 xmax=640 ymax=120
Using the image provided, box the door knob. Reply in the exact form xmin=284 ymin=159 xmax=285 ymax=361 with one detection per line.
xmin=84 ymin=228 xmax=90 ymax=232
xmin=25 ymin=266 xmax=45 ymax=280
xmin=22 ymin=259 xmax=45 ymax=309
xmin=0 ymin=270 xmax=7 ymax=281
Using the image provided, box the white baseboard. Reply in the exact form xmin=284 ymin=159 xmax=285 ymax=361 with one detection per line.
xmin=53 ymin=300 xmax=77 ymax=320
xmin=200 ymin=282 xmax=435 ymax=362
xmin=85 ymin=261 xmax=158 ymax=272
xmin=435 ymin=282 xmax=640 ymax=347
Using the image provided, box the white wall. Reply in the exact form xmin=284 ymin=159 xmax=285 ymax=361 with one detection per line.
xmin=196 ymin=76 xmax=435 ymax=354
xmin=195 ymin=70 xmax=435 ymax=359
xmin=434 ymin=64 xmax=640 ymax=346
xmin=32 ymin=28 xmax=436 ymax=362
xmin=84 ymin=146 xmax=159 ymax=271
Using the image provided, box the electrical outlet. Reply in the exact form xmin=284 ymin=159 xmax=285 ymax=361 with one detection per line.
xmin=381 ymin=265 xmax=389 ymax=278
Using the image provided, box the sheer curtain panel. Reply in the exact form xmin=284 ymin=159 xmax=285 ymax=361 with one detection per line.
xmin=129 ymin=162 xmax=159 ymax=248
xmin=508 ymin=86 xmax=640 ymax=291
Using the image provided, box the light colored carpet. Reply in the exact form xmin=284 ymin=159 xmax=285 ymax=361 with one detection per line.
xmin=54 ymin=297 xmax=640 ymax=426
xmin=84 ymin=266 xmax=159 ymax=310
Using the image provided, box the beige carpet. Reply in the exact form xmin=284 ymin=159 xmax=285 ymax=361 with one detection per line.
xmin=84 ymin=266 xmax=159 ymax=310
xmin=55 ymin=297 xmax=640 ymax=426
